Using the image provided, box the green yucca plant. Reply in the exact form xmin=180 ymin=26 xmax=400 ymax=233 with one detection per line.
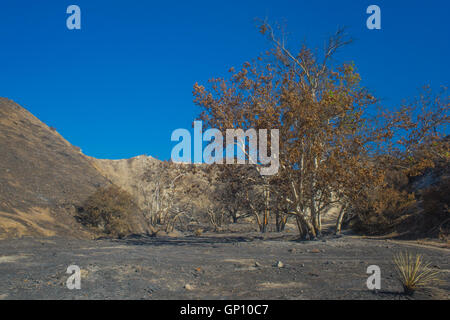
xmin=393 ymin=251 xmax=442 ymax=295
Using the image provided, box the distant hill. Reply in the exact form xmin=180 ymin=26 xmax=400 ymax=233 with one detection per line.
xmin=91 ymin=155 xmax=216 ymax=217
xmin=0 ymin=98 xmax=150 ymax=239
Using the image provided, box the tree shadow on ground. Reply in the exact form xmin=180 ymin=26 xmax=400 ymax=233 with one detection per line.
xmin=371 ymin=290 xmax=410 ymax=300
xmin=107 ymin=234 xmax=257 ymax=247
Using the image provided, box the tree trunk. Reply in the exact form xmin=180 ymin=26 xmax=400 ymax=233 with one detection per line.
xmin=262 ymin=186 xmax=270 ymax=233
xmin=276 ymin=213 xmax=287 ymax=232
xmin=295 ymin=213 xmax=317 ymax=239
xmin=335 ymin=204 xmax=347 ymax=235
xmin=295 ymin=216 xmax=305 ymax=238
xmin=310 ymin=203 xmax=321 ymax=238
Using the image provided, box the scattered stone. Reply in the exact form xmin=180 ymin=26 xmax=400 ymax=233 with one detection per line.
xmin=195 ymin=267 xmax=202 ymax=272
xmin=288 ymin=248 xmax=296 ymax=253
xmin=275 ymin=261 xmax=284 ymax=268
xmin=184 ymin=284 xmax=194 ymax=291
xmin=300 ymin=263 xmax=305 ymax=267
xmin=167 ymin=229 xmax=183 ymax=237
xmin=310 ymin=248 xmax=320 ymax=253
xmin=155 ymin=231 xmax=168 ymax=237
xmin=145 ymin=285 xmax=158 ymax=294
xmin=255 ymin=261 xmax=261 ymax=267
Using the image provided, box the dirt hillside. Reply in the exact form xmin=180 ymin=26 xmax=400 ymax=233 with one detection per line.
xmin=0 ymin=98 xmax=149 ymax=239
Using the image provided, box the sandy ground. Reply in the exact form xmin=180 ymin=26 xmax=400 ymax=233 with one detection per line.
xmin=0 ymin=233 xmax=448 ymax=300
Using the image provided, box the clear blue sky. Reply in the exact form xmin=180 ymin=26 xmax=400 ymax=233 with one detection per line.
xmin=0 ymin=0 xmax=448 ymax=160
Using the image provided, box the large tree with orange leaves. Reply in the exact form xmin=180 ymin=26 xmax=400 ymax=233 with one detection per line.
xmin=193 ymin=22 xmax=449 ymax=238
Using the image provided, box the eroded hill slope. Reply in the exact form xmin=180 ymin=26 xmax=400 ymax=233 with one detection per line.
xmin=0 ymin=98 xmax=150 ymax=238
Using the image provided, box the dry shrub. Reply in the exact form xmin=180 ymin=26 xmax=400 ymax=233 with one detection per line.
xmin=351 ymin=171 xmax=449 ymax=237
xmin=384 ymin=169 xmax=409 ymax=190
xmin=350 ymin=187 xmax=417 ymax=235
xmin=393 ymin=251 xmax=442 ymax=295
xmin=193 ymin=228 xmax=203 ymax=237
xmin=206 ymin=207 xmax=226 ymax=232
xmin=420 ymin=176 xmax=450 ymax=238
xmin=78 ymin=185 xmax=137 ymax=237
